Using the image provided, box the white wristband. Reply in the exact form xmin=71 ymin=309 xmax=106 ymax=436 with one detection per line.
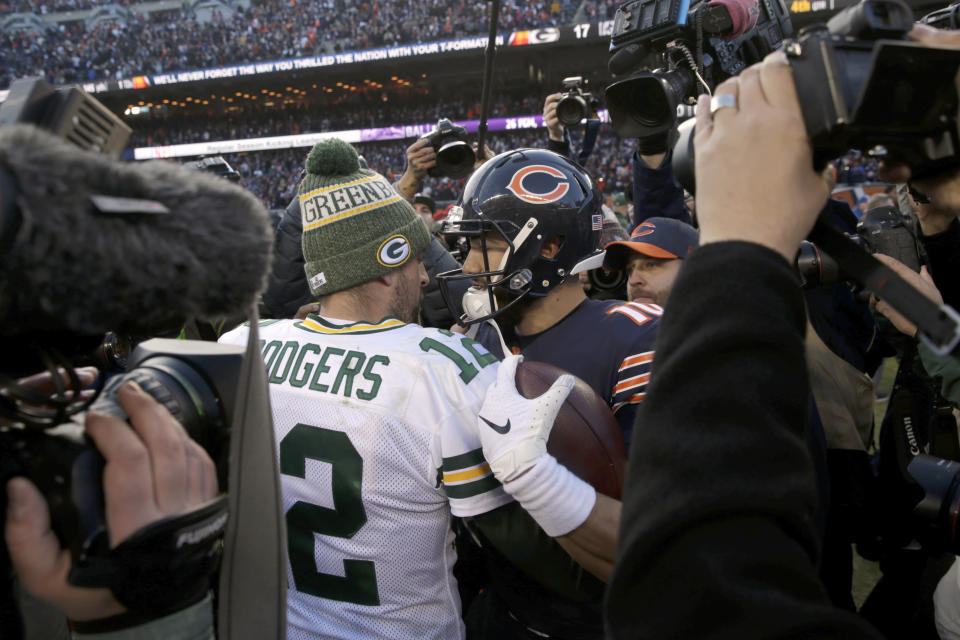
xmin=502 ymin=454 xmax=597 ymax=537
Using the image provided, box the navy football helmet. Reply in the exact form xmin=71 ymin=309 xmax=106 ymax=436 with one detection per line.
xmin=437 ymin=148 xmax=604 ymax=326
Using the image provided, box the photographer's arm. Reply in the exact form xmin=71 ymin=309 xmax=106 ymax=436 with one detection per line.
xmin=605 ymin=55 xmax=881 ymax=638
xmin=870 ymin=254 xmax=960 ymax=407
xmin=5 ymin=382 xmax=217 ymax=639
xmin=542 ymin=93 xmax=572 ymax=157
xmin=396 ymin=138 xmax=437 ymax=200
xmin=631 ymin=147 xmax=691 ymax=227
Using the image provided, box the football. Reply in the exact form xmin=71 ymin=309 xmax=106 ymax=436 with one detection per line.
xmin=515 ymin=360 xmax=627 ymax=500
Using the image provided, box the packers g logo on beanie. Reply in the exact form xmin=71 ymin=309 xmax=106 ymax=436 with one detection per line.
xmin=378 ymin=235 xmax=411 ymax=267
xmin=298 ymin=138 xmax=431 ymax=296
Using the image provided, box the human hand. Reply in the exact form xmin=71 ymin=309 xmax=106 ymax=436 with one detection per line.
xmin=473 ymin=141 xmax=495 ymax=168
xmin=1 ymin=367 xmax=99 ymax=427
xmin=543 ymin=92 xmax=565 ymax=142
xmin=404 ymin=137 xmax=437 ymax=180
xmin=477 ymin=355 xmax=574 ymax=482
xmin=5 ymin=381 xmax=218 ymax=622
xmin=877 ymin=25 xmax=960 ymax=215
xmin=870 ymin=254 xmax=944 ymax=337
xmin=693 ymin=52 xmax=830 ymax=262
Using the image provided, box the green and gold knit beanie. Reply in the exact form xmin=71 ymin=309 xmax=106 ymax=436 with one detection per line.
xmin=299 ymin=138 xmax=431 ymax=296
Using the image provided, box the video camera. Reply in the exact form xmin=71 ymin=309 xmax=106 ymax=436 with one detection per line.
xmin=605 ymin=0 xmax=792 ymax=150
xmin=0 ymin=339 xmax=242 ymax=587
xmin=556 ymin=76 xmax=601 ymax=127
xmin=0 ymin=78 xmax=275 ymax=631
xmin=673 ymin=0 xmax=960 ymax=188
xmin=422 ymin=118 xmax=475 ymax=179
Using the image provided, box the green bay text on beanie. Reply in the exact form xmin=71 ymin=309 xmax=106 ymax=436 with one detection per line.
xmin=298 ymin=138 xmax=431 ymax=296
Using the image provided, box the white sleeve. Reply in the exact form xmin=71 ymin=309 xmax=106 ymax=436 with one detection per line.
xmin=936 ymin=558 xmax=960 ymax=640
xmin=217 ymin=323 xmax=252 ymax=347
xmin=420 ymin=331 xmax=513 ymax=518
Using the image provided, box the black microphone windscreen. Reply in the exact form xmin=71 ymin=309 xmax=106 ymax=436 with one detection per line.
xmin=0 ymin=124 xmax=274 ymax=337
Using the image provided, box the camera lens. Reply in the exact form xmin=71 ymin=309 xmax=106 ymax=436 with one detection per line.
xmin=605 ymin=68 xmax=695 ymax=138
xmin=557 ymin=95 xmax=587 ymax=126
xmin=908 ymin=454 xmax=960 ymax=554
xmin=434 ymin=140 xmax=475 ymax=179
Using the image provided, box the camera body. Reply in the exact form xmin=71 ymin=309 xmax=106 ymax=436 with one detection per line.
xmin=0 ymin=338 xmax=241 ymax=587
xmin=796 ymin=205 xmax=921 ymax=288
xmin=605 ymin=0 xmax=792 ymax=142
xmin=183 ymin=155 xmax=241 ymax=182
xmin=421 ymin=118 xmax=475 ymax=179
xmin=556 ymin=76 xmax=601 ymax=127
xmin=786 ymin=0 xmax=960 ymax=179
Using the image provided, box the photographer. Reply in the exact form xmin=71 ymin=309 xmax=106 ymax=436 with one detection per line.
xmin=5 ymin=380 xmax=218 ymax=639
xmin=600 ymin=40 xmax=960 ymax=636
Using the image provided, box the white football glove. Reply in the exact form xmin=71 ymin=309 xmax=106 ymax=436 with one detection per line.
xmin=477 ymin=355 xmax=596 ymax=537
xmin=477 ymin=354 xmax=574 ymax=482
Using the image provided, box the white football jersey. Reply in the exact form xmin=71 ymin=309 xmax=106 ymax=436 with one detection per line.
xmin=220 ymin=314 xmax=511 ymax=640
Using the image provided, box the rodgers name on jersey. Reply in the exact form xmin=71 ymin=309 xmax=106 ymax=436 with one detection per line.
xmin=220 ymin=314 xmax=511 ymax=640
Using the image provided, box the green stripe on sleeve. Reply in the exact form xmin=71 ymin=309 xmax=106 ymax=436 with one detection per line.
xmin=444 ymin=474 xmax=501 ymax=499
xmin=441 ymin=448 xmax=486 ymax=472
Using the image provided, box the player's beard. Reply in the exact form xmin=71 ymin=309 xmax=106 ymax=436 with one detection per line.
xmin=389 ymin=269 xmax=422 ymax=325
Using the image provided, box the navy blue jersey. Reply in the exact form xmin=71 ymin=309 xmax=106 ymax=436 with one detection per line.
xmin=476 ymin=298 xmax=660 ymax=447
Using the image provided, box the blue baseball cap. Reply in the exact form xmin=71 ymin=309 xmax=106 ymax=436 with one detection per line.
xmin=603 ymin=217 xmax=699 ymax=270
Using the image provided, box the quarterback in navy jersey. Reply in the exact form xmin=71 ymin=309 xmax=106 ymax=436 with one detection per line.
xmin=436 ymin=149 xmax=661 ymax=448
xmin=437 ymin=147 xmax=656 ymax=640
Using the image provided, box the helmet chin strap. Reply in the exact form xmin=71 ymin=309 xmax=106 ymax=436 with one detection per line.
xmin=463 ymin=286 xmax=494 ymax=320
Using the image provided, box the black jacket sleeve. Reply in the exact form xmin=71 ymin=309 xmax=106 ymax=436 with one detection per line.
xmin=260 ymin=196 xmax=311 ymax=319
xmin=420 ymin=236 xmax=468 ymax=329
xmin=920 ymin=217 xmax=960 ymax=311
xmin=547 ymin=134 xmax=572 ymax=159
xmin=604 ymin=242 xmax=882 ymax=640
xmin=631 ymin=148 xmax=691 ymax=228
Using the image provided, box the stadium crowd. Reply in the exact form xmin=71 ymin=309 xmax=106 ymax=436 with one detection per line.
xmin=1 ymin=0 xmax=592 ymax=89
xmin=228 ymin=126 xmax=635 ymax=210
xmin=126 ymin=92 xmax=542 ymax=147
xmin=0 ymin=0 xmax=124 ymax=13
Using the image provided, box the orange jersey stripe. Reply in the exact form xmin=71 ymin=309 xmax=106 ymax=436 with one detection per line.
xmin=612 ymin=392 xmax=646 ymax=412
xmin=614 ymin=373 xmax=651 ymax=394
xmin=618 ymin=352 xmax=654 ymax=371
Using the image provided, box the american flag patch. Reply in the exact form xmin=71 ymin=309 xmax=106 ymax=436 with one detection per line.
xmin=592 ymin=214 xmax=603 ymax=230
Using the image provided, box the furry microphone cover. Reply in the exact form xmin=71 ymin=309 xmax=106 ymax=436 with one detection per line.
xmin=0 ymin=124 xmax=274 ymax=337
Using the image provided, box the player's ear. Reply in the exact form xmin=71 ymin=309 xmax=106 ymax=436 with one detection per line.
xmin=541 ymin=236 xmax=563 ymax=259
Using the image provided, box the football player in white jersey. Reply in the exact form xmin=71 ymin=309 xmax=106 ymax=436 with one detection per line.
xmin=221 ymin=139 xmax=607 ymax=640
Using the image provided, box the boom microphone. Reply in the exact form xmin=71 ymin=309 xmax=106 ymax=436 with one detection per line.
xmin=0 ymin=124 xmax=273 ymax=340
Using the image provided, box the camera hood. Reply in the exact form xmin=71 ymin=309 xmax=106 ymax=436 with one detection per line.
xmin=605 ymin=69 xmax=692 ymax=138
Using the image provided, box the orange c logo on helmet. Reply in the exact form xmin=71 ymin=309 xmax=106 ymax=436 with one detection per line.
xmin=632 ymin=221 xmax=656 ymax=237
xmin=506 ymin=165 xmax=570 ymax=205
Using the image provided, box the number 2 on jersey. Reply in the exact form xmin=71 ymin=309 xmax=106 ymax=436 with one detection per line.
xmin=280 ymin=423 xmax=379 ymax=606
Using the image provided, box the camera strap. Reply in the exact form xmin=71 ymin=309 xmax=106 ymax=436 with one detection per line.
xmin=217 ymin=307 xmax=287 ymax=639
xmin=577 ymin=118 xmax=602 ymax=165
xmin=808 ymin=217 xmax=960 ymax=357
